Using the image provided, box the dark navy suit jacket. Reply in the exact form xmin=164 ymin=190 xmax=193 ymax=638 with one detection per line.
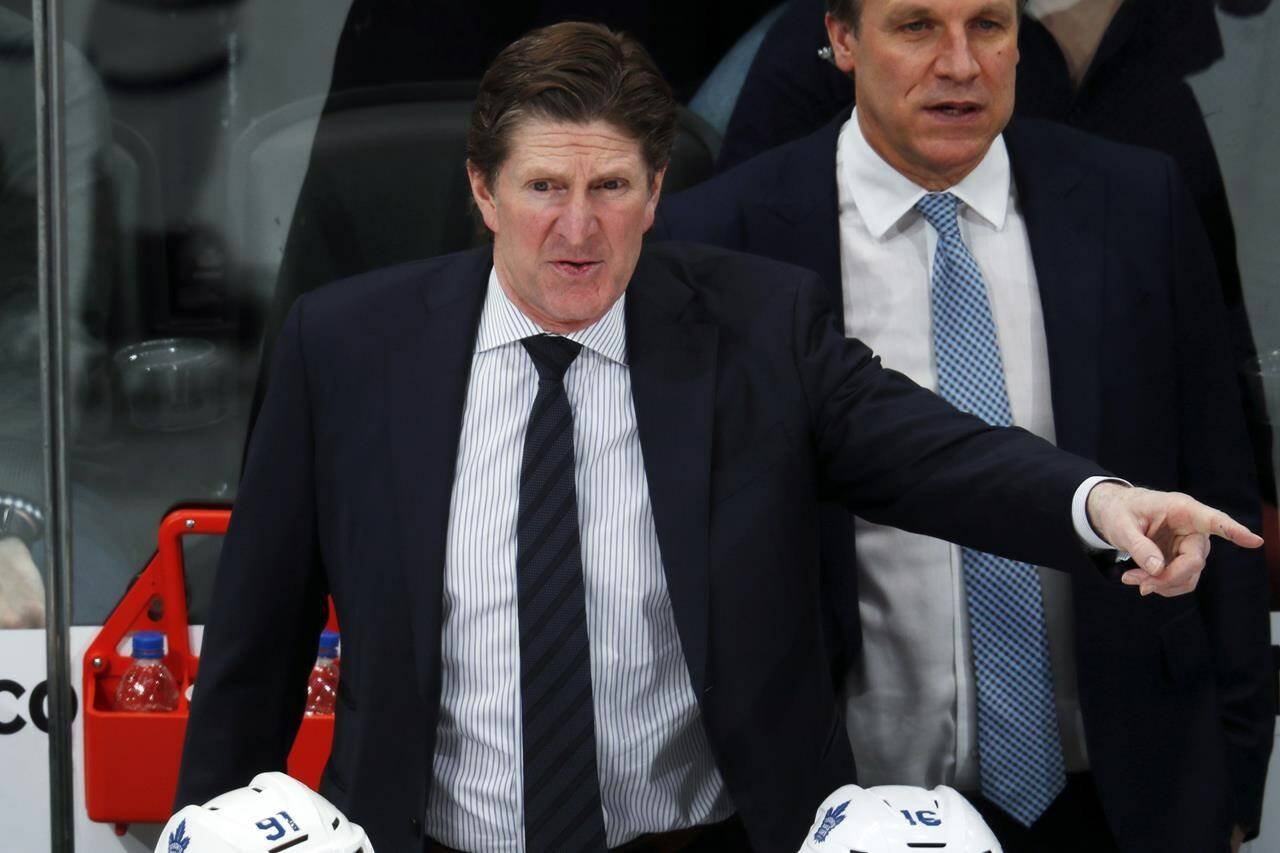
xmin=176 ymin=241 xmax=1111 ymax=852
xmin=654 ymin=113 xmax=1274 ymax=851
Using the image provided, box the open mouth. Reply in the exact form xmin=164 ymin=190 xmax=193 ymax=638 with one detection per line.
xmin=552 ymin=260 xmax=601 ymax=276
xmin=926 ymin=102 xmax=983 ymax=117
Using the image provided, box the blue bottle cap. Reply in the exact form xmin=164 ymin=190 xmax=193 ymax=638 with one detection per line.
xmin=132 ymin=631 xmax=166 ymax=659
xmin=318 ymin=630 xmax=340 ymax=655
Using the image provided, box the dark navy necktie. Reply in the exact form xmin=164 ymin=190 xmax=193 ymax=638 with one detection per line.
xmin=917 ymin=192 xmax=1067 ymax=826
xmin=517 ymin=334 xmax=607 ymax=853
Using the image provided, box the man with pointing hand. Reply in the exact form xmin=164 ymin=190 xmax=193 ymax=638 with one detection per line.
xmin=657 ymin=0 xmax=1273 ymax=849
xmin=180 ymin=21 xmax=1264 ymax=853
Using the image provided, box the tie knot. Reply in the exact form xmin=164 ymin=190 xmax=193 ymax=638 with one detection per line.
xmin=915 ymin=191 xmax=961 ymax=237
xmin=521 ymin=334 xmax=583 ymax=382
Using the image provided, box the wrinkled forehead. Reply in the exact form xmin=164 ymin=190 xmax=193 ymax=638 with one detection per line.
xmin=865 ymin=0 xmax=1020 ymax=21
xmin=501 ymin=117 xmax=649 ymax=179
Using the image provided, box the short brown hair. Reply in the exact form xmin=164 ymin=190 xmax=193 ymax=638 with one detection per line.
xmin=826 ymin=0 xmax=1025 ymax=34
xmin=467 ymin=21 xmax=676 ymax=188
xmin=826 ymin=0 xmax=860 ymax=28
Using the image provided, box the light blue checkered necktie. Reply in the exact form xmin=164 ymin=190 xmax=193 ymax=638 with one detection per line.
xmin=916 ymin=191 xmax=1067 ymax=827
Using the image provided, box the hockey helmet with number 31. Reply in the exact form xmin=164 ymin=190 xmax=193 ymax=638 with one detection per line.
xmin=799 ymin=784 xmax=1002 ymax=853
xmin=155 ymin=771 xmax=373 ymax=853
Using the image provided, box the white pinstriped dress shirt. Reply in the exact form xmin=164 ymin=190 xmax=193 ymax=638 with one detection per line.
xmin=424 ymin=269 xmax=733 ymax=851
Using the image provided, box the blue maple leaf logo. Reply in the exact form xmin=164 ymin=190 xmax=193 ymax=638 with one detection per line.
xmin=813 ymin=800 xmax=849 ymax=842
xmin=168 ymin=818 xmax=191 ymax=853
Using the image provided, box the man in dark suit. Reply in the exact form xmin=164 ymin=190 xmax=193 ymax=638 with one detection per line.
xmin=715 ymin=0 xmax=1274 ymax=504
xmin=177 ymin=20 xmax=1262 ymax=853
xmin=655 ymin=1 xmax=1274 ymax=851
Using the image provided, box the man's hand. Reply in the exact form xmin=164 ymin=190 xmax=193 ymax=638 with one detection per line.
xmin=1231 ymin=825 xmax=1245 ymax=853
xmin=1086 ymin=483 xmax=1263 ymax=597
xmin=0 ymin=536 xmax=45 ymax=628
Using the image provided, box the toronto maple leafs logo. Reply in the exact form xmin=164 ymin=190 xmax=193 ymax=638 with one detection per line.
xmin=813 ymin=800 xmax=849 ymax=842
xmin=168 ymin=818 xmax=191 ymax=853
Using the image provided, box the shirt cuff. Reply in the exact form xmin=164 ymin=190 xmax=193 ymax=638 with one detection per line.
xmin=1071 ymin=476 xmax=1133 ymax=556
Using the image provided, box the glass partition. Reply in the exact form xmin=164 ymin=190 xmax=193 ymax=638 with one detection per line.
xmin=0 ymin=0 xmax=56 ymax=848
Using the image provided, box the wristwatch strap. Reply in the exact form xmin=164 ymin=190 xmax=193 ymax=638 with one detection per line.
xmin=0 ymin=496 xmax=43 ymax=545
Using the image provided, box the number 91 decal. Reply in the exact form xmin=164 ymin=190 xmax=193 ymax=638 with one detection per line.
xmin=256 ymin=810 xmax=301 ymax=841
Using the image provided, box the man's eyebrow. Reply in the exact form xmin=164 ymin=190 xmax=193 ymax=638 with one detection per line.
xmin=509 ymin=159 xmax=571 ymax=182
xmin=512 ymin=156 xmax=640 ymax=183
xmin=884 ymin=3 xmax=937 ymax=23
xmin=883 ymin=2 xmax=1016 ymax=24
xmin=973 ymin=2 xmax=1016 ymax=22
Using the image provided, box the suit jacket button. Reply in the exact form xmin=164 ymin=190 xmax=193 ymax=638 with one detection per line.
xmin=410 ymin=816 xmax=422 ymax=836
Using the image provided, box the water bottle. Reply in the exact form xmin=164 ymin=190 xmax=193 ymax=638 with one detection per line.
xmin=304 ymin=630 xmax=340 ymax=716
xmin=114 ymin=631 xmax=180 ymax=712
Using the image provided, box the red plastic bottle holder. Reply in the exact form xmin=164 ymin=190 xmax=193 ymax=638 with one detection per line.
xmin=82 ymin=507 xmax=337 ymax=830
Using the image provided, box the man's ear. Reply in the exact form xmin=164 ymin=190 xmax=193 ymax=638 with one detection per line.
xmin=466 ymin=161 xmax=500 ymax=234
xmin=641 ymin=166 xmax=667 ymax=233
xmin=825 ymin=12 xmax=858 ymax=76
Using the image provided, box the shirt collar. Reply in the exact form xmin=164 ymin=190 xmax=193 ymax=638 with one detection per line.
xmin=837 ymin=106 xmax=1011 ymax=239
xmin=474 ymin=266 xmax=629 ymax=366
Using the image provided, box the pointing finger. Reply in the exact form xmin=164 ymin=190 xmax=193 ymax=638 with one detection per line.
xmin=1187 ymin=504 xmax=1263 ymax=548
xmin=1215 ymin=515 xmax=1263 ymax=549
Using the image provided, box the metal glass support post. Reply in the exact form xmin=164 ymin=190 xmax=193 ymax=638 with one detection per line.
xmin=32 ymin=0 xmax=76 ymax=849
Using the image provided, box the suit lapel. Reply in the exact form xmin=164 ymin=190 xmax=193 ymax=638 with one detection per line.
xmin=1006 ymin=122 xmax=1105 ymax=460
xmin=625 ymin=253 xmax=718 ymax=696
xmin=385 ymin=247 xmax=490 ymax=704
xmin=744 ymin=110 xmax=848 ymax=330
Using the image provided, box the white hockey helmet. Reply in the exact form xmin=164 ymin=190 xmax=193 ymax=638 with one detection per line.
xmin=799 ymin=784 xmax=1001 ymax=852
xmin=156 ymin=771 xmax=373 ymax=853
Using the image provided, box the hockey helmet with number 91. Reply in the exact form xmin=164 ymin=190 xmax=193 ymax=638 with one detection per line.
xmin=155 ymin=771 xmax=373 ymax=853
xmin=799 ymin=784 xmax=1002 ymax=852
